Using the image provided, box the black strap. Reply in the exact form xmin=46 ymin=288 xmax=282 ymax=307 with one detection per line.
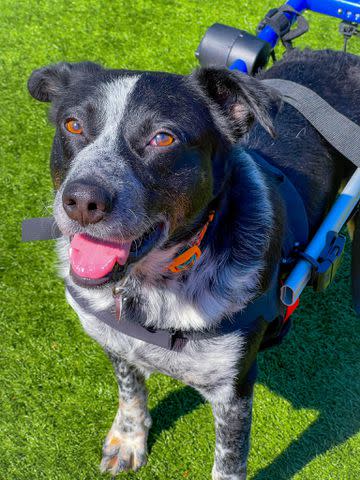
xmin=339 ymin=21 xmax=360 ymax=53
xmin=262 ymin=79 xmax=360 ymax=168
xmin=257 ymin=6 xmax=309 ymax=50
xmin=22 ymin=216 xmax=62 ymax=242
xmin=66 ymin=264 xmax=282 ymax=351
xmin=66 ymin=284 xmax=187 ymax=351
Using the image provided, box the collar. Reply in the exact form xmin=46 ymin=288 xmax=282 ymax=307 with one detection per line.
xmin=167 ymin=211 xmax=215 ymax=273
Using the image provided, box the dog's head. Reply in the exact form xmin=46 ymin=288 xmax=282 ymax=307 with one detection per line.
xmin=28 ymin=61 xmax=276 ymax=287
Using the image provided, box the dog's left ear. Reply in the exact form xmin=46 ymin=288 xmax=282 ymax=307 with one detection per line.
xmin=191 ymin=67 xmax=279 ymax=140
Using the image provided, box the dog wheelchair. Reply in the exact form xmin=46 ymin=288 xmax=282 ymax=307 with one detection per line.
xmin=196 ymin=0 xmax=360 ymax=313
xmin=22 ymin=0 xmax=360 ymax=323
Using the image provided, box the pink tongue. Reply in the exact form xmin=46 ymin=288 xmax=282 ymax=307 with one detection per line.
xmin=69 ymin=234 xmax=132 ymax=279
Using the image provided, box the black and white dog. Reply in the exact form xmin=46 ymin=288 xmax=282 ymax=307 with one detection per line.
xmin=28 ymin=49 xmax=359 ymax=479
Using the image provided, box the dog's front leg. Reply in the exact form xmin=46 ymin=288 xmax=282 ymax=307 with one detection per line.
xmin=100 ymin=354 xmax=152 ymax=475
xmin=210 ymin=383 xmax=254 ymax=480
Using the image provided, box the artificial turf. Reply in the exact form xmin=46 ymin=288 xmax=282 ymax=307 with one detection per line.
xmin=1 ymin=1 xmax=360 ymax=479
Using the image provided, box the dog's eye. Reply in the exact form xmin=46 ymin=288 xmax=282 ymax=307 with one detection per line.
xmin=65 ymin=119 xmax=83 ymax=135
xmin=149 ymin=132 xmax=175 ymax=147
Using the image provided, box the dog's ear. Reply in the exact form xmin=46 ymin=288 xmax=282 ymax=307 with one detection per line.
xmin=191 ymin=67 xmax=279 ymax=140
xmin=27 ymin=61 xmax=102 ymax=102
xmin=28 ymin=62 xmax=73 ymax=102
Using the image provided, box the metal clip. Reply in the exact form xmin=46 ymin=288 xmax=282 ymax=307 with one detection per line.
xmin=298 ymin=231 xmax=346 ymax=292
xmin=339 ymin=21 xmax=360 ymax=52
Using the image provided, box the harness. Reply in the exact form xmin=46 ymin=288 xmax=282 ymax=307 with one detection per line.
xmin=65 ymin=151 xmax=308 ymax=352
xmin=22 ymin=79 xmax=360 ymax=352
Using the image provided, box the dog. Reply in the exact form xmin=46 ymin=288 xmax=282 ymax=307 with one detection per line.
xmin=27 ymin=49 xmax=359 ymax=479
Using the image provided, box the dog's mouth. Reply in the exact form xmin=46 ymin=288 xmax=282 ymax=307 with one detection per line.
xmin=69 ymin=221 xmax=166 ymax=288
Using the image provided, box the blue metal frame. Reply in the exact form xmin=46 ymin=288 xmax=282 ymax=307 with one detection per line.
xmin=232 ymin=0 xmax=360 ymax=71
xmin=282 ymin=170 xmax=360 ymax=305
xmin=230 ymin=0 xmax=360 ymax=306
xmin=258 ymin=1 xmax=360 ymax=49
xmin=308 ymin=0 xmax=360 ymax=22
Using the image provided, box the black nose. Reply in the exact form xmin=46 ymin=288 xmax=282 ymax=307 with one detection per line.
xmin=62 ymin=181 xmax=113 ymax=226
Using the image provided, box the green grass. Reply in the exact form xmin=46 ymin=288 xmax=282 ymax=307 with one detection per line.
xmin=1 ymin=1 xmax=360 ymax=479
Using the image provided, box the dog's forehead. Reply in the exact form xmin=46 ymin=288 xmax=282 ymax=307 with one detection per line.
xmin=97 ymin=75 xmax=141 ymax=126
xmin=96 ymin=72 xmax=196 ymax=123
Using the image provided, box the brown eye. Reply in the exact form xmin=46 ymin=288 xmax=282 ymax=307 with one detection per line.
xmin=65 ymin=119 xmax=83 ymax=135
xmin=149 ymin=132 xmax=175 ymax=147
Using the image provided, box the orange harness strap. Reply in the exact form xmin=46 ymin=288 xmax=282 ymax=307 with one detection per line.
xmin=168 ymin=212 xmax=215 ymax=273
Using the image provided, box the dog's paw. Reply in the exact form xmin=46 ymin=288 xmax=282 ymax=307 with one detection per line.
xmin=100 ymin=428 xmax=148 ymax=475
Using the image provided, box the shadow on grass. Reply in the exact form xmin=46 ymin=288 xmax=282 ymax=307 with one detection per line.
xmin=147 ymin=277 xmax=360 ymax=478
xmin=252 ymin=291 xmax=360 ymax=479
xmin=148 ymin=386 xmax=205 ymax=452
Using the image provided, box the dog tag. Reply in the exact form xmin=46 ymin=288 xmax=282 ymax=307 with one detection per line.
xmin=114 ymin=294 xmax=122 ymax=321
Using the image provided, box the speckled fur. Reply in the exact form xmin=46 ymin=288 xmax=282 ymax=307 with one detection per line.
xmin=100 ymin=355 xmax=151 ymax=474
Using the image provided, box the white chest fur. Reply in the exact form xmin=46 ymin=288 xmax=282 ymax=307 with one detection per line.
xmin=64 ymin=278 xmax=245 ymax=403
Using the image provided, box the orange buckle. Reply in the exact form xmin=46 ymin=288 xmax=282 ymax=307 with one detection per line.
xmin=167 ymin=211 xmax=215 ymax=274
xmin=168 ymin=245 xmax=202 ymax=273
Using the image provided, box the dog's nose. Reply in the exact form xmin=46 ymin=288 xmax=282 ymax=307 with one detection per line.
xmin=62 ymin=181 xmax=113 ymax=226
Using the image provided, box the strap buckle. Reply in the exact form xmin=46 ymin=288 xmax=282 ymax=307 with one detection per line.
xmin=168 ymin=245 xmax=202 ymax=273
xmin=257 ymin=5 xmax=309 ymax=50
xmin=297 ymin=231 xmax=346 ymax=292
xmin=168 ymin=211 xmax=215 ymax=274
